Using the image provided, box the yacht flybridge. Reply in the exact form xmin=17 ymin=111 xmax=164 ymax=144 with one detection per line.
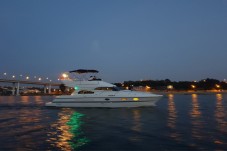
xmin=45 ymin=69 xmax=162 ymax=108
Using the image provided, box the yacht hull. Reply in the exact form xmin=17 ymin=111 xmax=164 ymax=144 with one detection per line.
xmin=45 ymin=96 xmax=161 ymax=108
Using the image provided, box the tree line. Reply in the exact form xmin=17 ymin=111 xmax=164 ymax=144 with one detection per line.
xmin=114 ymin=78 xmax=227 ymax=90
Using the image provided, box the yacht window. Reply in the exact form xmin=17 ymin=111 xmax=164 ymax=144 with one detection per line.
xmin=78 ymin=90 xmax=94 ymax=94
xmin=121 ymin=98 xmax=128 ymax=101
xmin=95 ymin=87 xmax=120 ymax=91
xmin=95 ymin=87 xmax=112 ymax=91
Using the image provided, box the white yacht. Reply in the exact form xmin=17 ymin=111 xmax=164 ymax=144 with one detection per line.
xmin=46 ymin=69 xmax=162 ymax=108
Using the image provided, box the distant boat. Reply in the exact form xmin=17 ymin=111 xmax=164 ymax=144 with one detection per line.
xmin=46 ymin=69 xmax=162 ymax=108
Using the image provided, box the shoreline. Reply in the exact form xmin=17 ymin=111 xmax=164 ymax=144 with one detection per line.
xmin=151 ymin=90 xmax=227 ymax=95
xmin=1 ymin=90 xmax=227 ymax=96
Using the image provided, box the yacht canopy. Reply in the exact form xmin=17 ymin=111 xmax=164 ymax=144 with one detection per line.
xmin=69 ymin=69 xmax=99 ymax=74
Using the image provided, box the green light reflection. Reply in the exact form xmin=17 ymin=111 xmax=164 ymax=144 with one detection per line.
xmin=67 ymin=112 xmax=90 ymax=150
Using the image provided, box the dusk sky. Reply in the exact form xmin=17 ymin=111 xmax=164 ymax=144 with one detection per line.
xmin=0 ymin=0 xmax=227 ymax=83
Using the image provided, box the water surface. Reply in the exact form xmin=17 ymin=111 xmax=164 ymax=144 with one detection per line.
xmin=0 ymin=94 xmax=227 ymax=150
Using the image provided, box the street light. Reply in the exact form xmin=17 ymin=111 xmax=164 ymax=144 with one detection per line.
xmin=3 ymin=73 xmax=7 ymax=79
xmin=26 ymin=76 xmax=29 ymax=80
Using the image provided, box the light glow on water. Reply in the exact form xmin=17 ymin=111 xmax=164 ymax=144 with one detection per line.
xmin=167 ymin=94 xmax=181 ymax=141
xmin=215 ymin=94 xmax=227 ymax=145
xmin=67 ymin=112 xmax=90 ymax=150
xmin=0 ymin=95 xmax=227 ymax=150
xmin=129 ymin=109 xmax=142 ymax=142
xmin=190 ymin=94 xmax=203 ymax=140
xmin=47 ymin=109 xmax=89 ymax=151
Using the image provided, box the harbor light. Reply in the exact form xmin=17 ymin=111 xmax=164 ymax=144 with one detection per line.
xmin=26 ymin=76 xmax=29 ymax=80
xmin=167 ymin=85 xmax=173 ymax=90
xmin=191 ymin=85 xmax=196 ymax=89
xmin=146 ymin=85 xmax=151 ymax=89
xmin=12 ymin=75 xmax=15 ymax=78
xmin=216 ymin=84 xmax=220 ymax=88
xmin=38 ymin=78 xmax=42 ymax=81
xmin=146 ymin=86 xmax=151 ymax=91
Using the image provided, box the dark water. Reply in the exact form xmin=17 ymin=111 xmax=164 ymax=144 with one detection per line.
xmin=0 ymin=94 xmax=227 ymax=151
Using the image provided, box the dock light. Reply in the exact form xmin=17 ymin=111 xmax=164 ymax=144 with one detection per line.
xmin=191 ymin=85 xmax=196 ymax=89
xmin=74 ymin=86 xmax=79 ymax=90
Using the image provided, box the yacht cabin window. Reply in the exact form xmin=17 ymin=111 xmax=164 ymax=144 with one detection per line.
xmin=95 ymin=87 xmax=120 ymax=91
xmin=78 ymin=90 xmax=94 ymax=94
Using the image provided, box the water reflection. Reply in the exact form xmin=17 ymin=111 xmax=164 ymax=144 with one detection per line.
xmin=190 ymin=94 xmax=203 ymax=140
xmin=47 ymin=109 xmax=89 ymax=150
xmin=34 ymin=96 xmax=42 ymax=105
xmin=21 ymin=96 xmax=29 ymax=104
xmin=129 ymin=109 xmax=142 ymax=142
xmin=14 ymin=108 xmax=43 ymax=150
xmin=167 ymin=94 xmax=181 ymax=141
xmin=131 ymin=109 xmax=142 ymax=132
xmin=0 ymin=96 xmax=16 ymax=105
xmin=0 ymin=103 xmax=44 ymax=150
xmin=167 ymin=94 xmax=177 ymax=129
xmin=190 ymin=94 xmax=201 ymax=118
xmin=214 ymin=94 xmax=227 ymax=145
